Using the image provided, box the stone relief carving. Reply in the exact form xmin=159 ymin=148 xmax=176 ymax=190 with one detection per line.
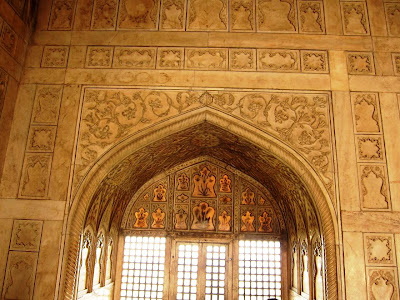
xmin=160 ymin=0 xmax=186 ymax=30
xmin=118 ymin=0 xmax=160 ymax=29
xmin=241 ymin=187 xmax=255 ymax=205
xmin=2 ymin=251 xmax=38 ymax=300
xmin=257 ymin=0 xmax=297 ymax=32
xmin=219 ymin=174 xmax=231 ymax=192
xmin=19 ymin=154 xmax=52 ymax=198
xmin=74 ymin=0 xmax=94 ymax=30
xmin=175 ymin=207 xmax=188 ymax=229
xmin=341 ymin=2 xmax=369 ymax=35
xmin=229 ymin=49 xmax=256 ymax=71
xmin=134 ymin=207 xmax=149 ymax=228
xmin=157 ymin=48 xmax=184 ymax=69
xmin=356 ymin=136 xmax=385 ymax=162
xmin=187 ymin=0 xmax=228 ymax=31
xmin=392 ymin=53 xmax=400 ymax=75
xmin=10 ymin=220 xmax=43 ymax=251
xmin=258 ymin=211 xmax=273 ymax=232
xmin=385 ymin=3 xmax=400 ymax=37
xmin=352 ymin=93 xmax=381 ymax=133
xmin=0 ymin=22 xmax=17 ymax=56
xmin=359 ymin=165 xmax=389 ymax=210
xmin=365 ymin=234 xmax=395 ymax=265
xmin=27 ymin=125 xmax=57 ymax=152
xmin=153 ymin=184 xmax=167 ymax=201
xmin=299 ymin=1 xmax=325 ymax=34
xmin=114 ymin=47 xmax=156 ymax=68
xmin=257 ymin=49 xmax=300 ymax=72
xmin=192 ymin=166 xmax=217 ymax=197
xmin=7 ymin=0 xmax=26 ymax=16
xmin=177 ymin=173 xmax=190 ymax=190
xmin=75 ymin=88 xmax=333 ymax=196
xmin=49 ymin=0 xmax=76 ymax=30
xmin=186 ymin=48 xmax=228 ymax=70
xmin=218 ymin=210 xmax=231 ymax=231
xmin=151 ymin=208 xmax=166 ymax=228
xmin=91 ymin=0 xmax=118 ymax=30
xmin=347 ymin=52 xmax=375 ymax=75
xmin=86 ymin=47 xmax=114 ymax=68
xmin=301 ymin=51 xmax=328 ymax=73
xmin=230 ymin=0 xmax=255 ymax=31
xmin=41 ymin=46 xmax=69 ymax=68
xmin=0 ymin=68 xmax=9 ymax=117
xmin=367 ymin=268 xmax=399 ymax=300
xmin=241 ymin=210 xmax=255 ymax=231
xmin=32 ymin=85 xmax=63 ymax=125
xmin=192 ymin=201 xmax=215 ymax=230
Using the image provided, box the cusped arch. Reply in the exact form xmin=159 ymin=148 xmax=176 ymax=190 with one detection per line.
xmin=58 ymin=109 xmax=339 ymax=300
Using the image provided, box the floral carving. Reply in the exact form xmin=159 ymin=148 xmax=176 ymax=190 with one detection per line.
xmin=258 ymin=49 xmax=299 ymax=72
xmin=192 ymin=202 xmax=215 ymax=230
xmin=192 ymin=167 xmax=216 ymax=197
xmin=49 ymin=0 xmax=76 ymax=30
xmin=301 ymin=51 xmax=328 ymax=73
xmin=219 ymin=175 xmax=231 ymax=192
xmin=359 ymin=165 xmax=389 ymax=210
xmin=347 ymin=52 xmax=375 ymax=74
xmin=241 ymin=210 xmax=255 ymax=231
xmin=10 ymin=220 xmax=43 ymax=251
xmin=32 ymin=86 xmax=63 ymax=125
xmin=19 ymin=154 xmax=52 ymax=198
xmin=41 ymin=46 xmax=69 ymax=68
xmin=259 ymin=211 xmax=273 ymax=232
xmin=257 ymin=0 xmax=297 ymax=32
xmin=186 ymin=48 xmax=228 ymax=70
xmin=365 ymin=235 xmax=395 ymax=265
xmin=341 ymin=2 xmax=369 ymax=35
xmin=229 ymin=49 xmax=256 ymax=70
xmin=118 ymin=0 xmax=159 ymax=29
xmin=153 ymin=184 xmax=167 ymax=201
xmin=352 ymin=93 xmax=381 ymax=133
xmin=0 ymin=22 xmax=17 ymax=55
xmin=220 ymin=195 xmax=232 ymax=203
xmin=241 ymin=187 xmax=255 ymax=205
xmin=187 ymin=0 xmax=227 ymax=31
xmin=160 ymin=0 xmax=186 ymax=30
xmin=176 ymin=193 xmax=189 ymax=203
xmin=385 ymin=3 xmax=400 ymax=36
xmin=114 ymin=47 xmax=156 ymax=68
xmin=218 ymin=210 xmax=231 ymax=231
xmin=231 ymin=0 xmax=255 ymax=31
xmin=177 ymin=173 xmax=189 ymax=190
xmin=91 ymin=0 xmax=118 ymax=29
xmin=86 ymin=47 xmax=113 ymax=68
xmin=27 ymin=126 xmax=57 ymax=152
xmin=175 ymin=207 xmax=188 ymax=229
xmin=299 ymin=1 xmax=325 ymax=33
xmin=392 ymin=53 xmax=400 ymax=75
xmin=367 ymin=268 xmax=399 ymax=300
xmin=134 ymin=207 xmax=149 ymax=228
xmin=151 ymin=208 xmax=166 ymax=228
xmin=357 ymin=136 xmax=384 ymax=161
xmin=157 ymin=48 xmax=184 ymax=69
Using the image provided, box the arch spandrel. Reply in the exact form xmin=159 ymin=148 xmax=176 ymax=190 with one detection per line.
xmin=61 ymin=111 xmax=338 ymax=300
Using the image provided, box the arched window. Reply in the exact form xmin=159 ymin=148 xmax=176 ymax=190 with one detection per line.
xmin=78 ymin=231 xmax=92 ymax=295
xmin=93 ymin=234 xmax=104 ymax=288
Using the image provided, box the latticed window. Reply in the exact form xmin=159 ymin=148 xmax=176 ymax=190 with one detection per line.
xmin=119 ymin=236 xmax=282 ymax=300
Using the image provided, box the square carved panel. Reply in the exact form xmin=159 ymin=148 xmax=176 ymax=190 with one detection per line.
xmin=85 ymin=46 xmax=114 ymax=68
xmin=364 ymin=234 xmax=396 ymax=266
xmin=229 ymin=49 xmax=257 ymax=71
xmin=366 ymin=267 xmax=399 ymax=300
xmin=26 ymin=125 xmax=57 ymax=152
xmin=10 ymin=220 xmax=43 ymax=251
xmin=41 ymin=46 xmax=69 ymax=68
xmin=355 ymin=135 xmax=385 ymax=162
xmin=347 ymin=52 xmax=375 ymax=75
xmin=300 ymin=50 xmax=329 ymax=73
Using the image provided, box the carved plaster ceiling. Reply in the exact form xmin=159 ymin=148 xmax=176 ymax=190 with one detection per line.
xmin=84 ymin=122 xmax=320 ymax=240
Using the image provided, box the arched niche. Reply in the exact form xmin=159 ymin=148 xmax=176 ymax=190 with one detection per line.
xmin=58 ymin=110 xmax=339 ymax=300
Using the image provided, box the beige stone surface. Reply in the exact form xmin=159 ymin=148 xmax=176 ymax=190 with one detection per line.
xmin=342 ymin=211 xmax=400 ymax=233
xmin=0 ymin=219 xmax=13 ymax=297
xmin=0 ymin=199 xmax=65 ymax=220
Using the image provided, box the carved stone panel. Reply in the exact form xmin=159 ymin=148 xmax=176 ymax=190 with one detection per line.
xmin=118 ymin=0 xmax=160 ymax=30
xmin=301 ymin=50 xmax=329 ymax=73
xmin=187 ymin=0 xmax=228 ymax=31
xmin=74 ymin=0 xmax=94 ymax=30
xmin=230 ymin=0 xmax=255 ymax=31
xmin=0 ymin=22 xmax=17 ymax=56
xmin=160 ymin=0 xmax=186 ymax=30
xmin=257 ymin=49 xmax=300 ymax=72
xmin=351 ymin=93 xmax=381 ymax=134
xmin=358 ymin=164 xmax=390 ymax=210
xmin=298 ymin=1 xmax=325 ymax=34
xmin=257 ymin=0 xmax=297 ymax=32
xmin=19 ymin=153 xmax=53 ymax=198
xmin=341 ymin=2 xmax=370 ymax=35
xmin=185 ymin=48 xmax=228 ymax=70
xmin=86 ymin=46 xmax=114 ymax=68
xmin=347 ymin=52 xmax=375 ymax=75
xmin=364 ymin=234 xmax=396 ymax=266
xmin=392 ymin=53 xmax=400 ymax=75
xmin=2 ymin=251 xmax=38 ymax=300
xmin=157 ymin=48 xmax=184 ymax=69
xmin=385 ymin=3 xmax=400 ymax=36
xmin=49 ymin=0 xmax=76 ymax=30
xmin=229 ymin=48 xmax=256 ymax=71
xmin=10 ymin=220 xmax=43 ymax=251
xmin=91 ymin=0 xmax=118 ymax=30
xmin=113 ymin=47 xmax=157 ymax=69
xmin=26 ymin=125 xmax=57 ymax=152
xmin=31 ymin=85 xmax=63 ymax=125
xmin=366 ymin=268 xmax=399 ymax=300
xmin=356 ymin=136 xmax=385 ymax=162
xmin=41 ymin=46 xmax=69 ymax=68
xmin=0 ymin=67 xmax=9 ymax=117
